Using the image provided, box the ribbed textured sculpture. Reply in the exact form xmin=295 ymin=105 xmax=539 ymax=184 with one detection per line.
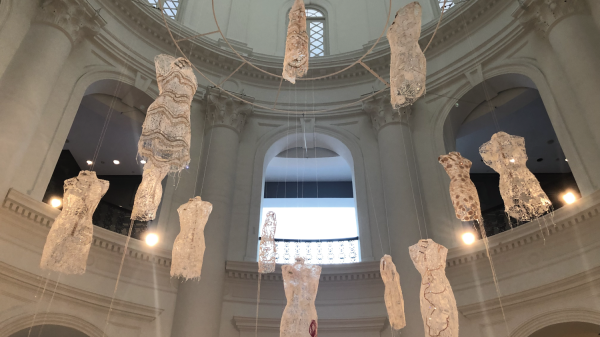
xmin=281 ymin=257 xmax=321 ymax=337
xmin=387 ymin=2 xmax=426 ymax=108
xmin=282 ymin=0 xmax=309 ymax=84
xmin=438 ymin=152 xmax=481 ymax=221
xmin=171 ymin=197 xmax=213 ymax=280
xmin=409 ymin=239 xmax=458 ymax=337
xmin=40 ymin=171 xmax=109 ymax=274
xmin=138 ymin=54 xmax=197 ymax=171
xmin=131 ymin=161 xmax=169 ymax=221
xmin=380 ymin=255 xmax=406 ymax=330
xmin=258 ymin=211 xmax=277 ymax=274
xmin=479 ymin=132 xmax=551 ymax=221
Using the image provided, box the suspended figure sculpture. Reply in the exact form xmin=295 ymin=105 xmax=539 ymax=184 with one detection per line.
xmin=380 ymin=255 xmax=406 ymax=330
xmin=281 ymin=257 xmax=321 ymax=337
xmin=387 ymin=1 xmax=426 ymax=108
xmin=282 ymin=0 xmax=309 ymax=84
xmin=438 ymin=152 xmax=481 ymax=221
xmin=170 ymin=197 xmax=213 ymax=280
xmin=258 ymin=211 xmax=278 ymax=274
xmin=479 ymin=132 xmax=551 ymax=222
xmin=409 ymin=239 xmax=458 ymax=337
xmin=41 ymin=171 xmax=109 ymax=274
xmin=132 ymin=54 xmax=198 ymax=221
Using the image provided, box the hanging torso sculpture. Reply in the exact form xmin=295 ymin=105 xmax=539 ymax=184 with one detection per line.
xmin=380 ymin=254 xmax=406 ymax=330
xmin=387 ymin=1 xmax=426 ymax=109
xmin=438 ymin=152 xmax=481 ymax=221
xmin=41 ymin=171 xmax=109 ymax=274
xmin=171 ymin=197 xmax=213 ymax=280
xmin=409 ymin=239 xmax=458 ymax=337
xmin=138 ymin=54 xmax=197 ymax=171
xmin=281 ymin=257 xmax=321 ymax=337
xmin=479 ymin=132 xmax=551 ymax=221
xmin=131 ymin=161 xmax=170 ymax=221
xmin=258 ymin=211 xmax=277 ymax=274
xmin=282 ymin=0 xmax=309 ymax=84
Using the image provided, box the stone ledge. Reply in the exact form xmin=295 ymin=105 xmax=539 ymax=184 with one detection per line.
xmin=233 ymin=316 xmax=387 ymax=332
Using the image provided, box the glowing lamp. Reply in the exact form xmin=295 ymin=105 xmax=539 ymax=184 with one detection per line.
xmin=563 ymin=192 xmax=576 ymax=205
xmin=50 ymin=198 xmax=62 ymax=208
xmin=462 ymin=232 xmax=475 ymax=245
xmin=145 ymin=233 xmax=159 ymax=246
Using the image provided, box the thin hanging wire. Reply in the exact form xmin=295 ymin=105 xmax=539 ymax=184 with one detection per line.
xmin=35 ymin=273 xmax=61 ymax=337
xmin=26 ymin=272 xmax=51 ymax=337
xmin=406 ymin=123 xmax=429 ymax=239
xmin=398 ymin=121 xmax=425 ymax=240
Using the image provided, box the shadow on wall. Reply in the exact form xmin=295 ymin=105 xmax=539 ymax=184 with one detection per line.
xmin=10 ymin=325 xmax=89 ymax=337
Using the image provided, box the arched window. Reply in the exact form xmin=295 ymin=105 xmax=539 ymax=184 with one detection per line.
xmin=305 ymin=7 xmax=327 ymax=57
xmin=148 ymin=0 xmax=180 ymax=19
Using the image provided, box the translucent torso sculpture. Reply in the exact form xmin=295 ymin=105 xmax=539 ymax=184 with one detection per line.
xmin=258 ymin=211 xmax=277 ymax=274
xmin=131 ymin=161 xmax=170 ymax=221
xmin=41 ymin=171 xmax=109 ymax=274
xmin=387 ymin=2 xmax=426 ymax=108
xmin=281 ymin=257 xmax=321 ymax=337
xmin=479 ymin=132 xmax=551 ymax=221
xmin=171 ymin=197 xmax=213 ymax=280
xmin=438 ymin=152 xmax=481 ymax=221
xmin=409 ymin=239 xmax=458 ymax=337
xmin=138 ymin=54 xmax=197 ymax=171
xmin=380 ymin=255 xmax=406 ymax=330
xmin=282 ymin=0 xmax=309 ymax=84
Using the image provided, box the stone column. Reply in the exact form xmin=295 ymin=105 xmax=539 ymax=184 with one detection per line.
xmin=0 ymin=0 xmax=105 ymax=199
xmin=517 ymin=0 xmax=600 ymax=149
xmin=363 ymin=95 xmax=425 ymax=336
xmin=0 ymin=0 xmax=37 ymax=78
xmin=171 ymin=89 xmax=253 ymax=337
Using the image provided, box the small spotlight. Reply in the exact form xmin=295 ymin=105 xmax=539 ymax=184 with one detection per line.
xmin=509 ymin=158 xmax=515 ymax=163
xmin=113 ymin=160 xmax=120 ymax=165
xmin=565 ymin=158 xmax=569 ymax=162
xmin=50 ymin=198 xmax=62 ymax=208
xmin=140 ymin=160 xmax=146 ymax=164
xmin=145 ymin=233 xmax=159 ymax=246
xmin=86 ymin=160 xmax=93 ymax=165
xmin=455 ymin=102 xmax=460 ymax=107
xmin=563 ymin=192 xmax=576 ymax=205
xmin=462 ymin=232 xmax=475 ymax=245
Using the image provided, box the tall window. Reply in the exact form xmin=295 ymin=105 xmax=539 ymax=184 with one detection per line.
xmin=148 ymin=0 xmax=180 ymax=19
xmin=439 ymin=0 xmax=455 ymax=10
xmin=305 ymin=8 xmax=326 ymax=57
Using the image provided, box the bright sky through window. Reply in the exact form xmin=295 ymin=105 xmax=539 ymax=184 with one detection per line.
xmin=439 ymin=0 xmax=456 ymax=10
xmin=148 ymin=0 xmax=180 ymax=19
xmin=306 ymin=8 xmax=325 ymax=57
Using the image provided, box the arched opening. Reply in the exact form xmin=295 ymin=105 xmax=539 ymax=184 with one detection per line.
xmin=528 ymin=322 xmax=600 ymax=337
xmin=259 ymin=131 xmax=360 ymax=264
xmin=444 ymin=73 xmax=580 ymax=236
xmin=42 ymin=79 xmax=155 ymax=239
xmin=10 ymin=325 xmax=90 ymax=337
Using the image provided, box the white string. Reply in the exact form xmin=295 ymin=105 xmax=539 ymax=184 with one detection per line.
xmin=398 ymin=122 xmax=424 ymax=240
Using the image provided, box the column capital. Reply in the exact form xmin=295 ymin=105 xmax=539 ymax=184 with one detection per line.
xmin=512 ymin=0 xmax=588 ymax=34
xmin=35 ymin=0 xmax=106 ymax=45
xmin=362 ymin=94 xmax=411 ymax=132
xmin=206 ymin=89 xmax=254 ymax=134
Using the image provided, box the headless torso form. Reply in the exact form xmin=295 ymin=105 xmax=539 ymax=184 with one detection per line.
xmin=281 ymin=257 xmax=321 ymax=337
xmin=438 ymin=152 xmax=481 ymax=221
xmin=380 ymin=255 xmax=406 ymax=330
xmin=41 ymin=171 xmax=109 ymax=274
xmin=409 ymin=239 xmax=458 ymax=337
xmin=170 ymin=197 xmax=213 ymax=280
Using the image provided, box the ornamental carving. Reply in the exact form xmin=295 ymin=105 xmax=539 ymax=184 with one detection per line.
xmin=36 ymin=0 xmax=106 ymax=44
xmin=362 ymin=94 xmax=411 ymax=132
xmin=206 ymin=90 xmax=254 ymax=134
xmin=514 ymin=0 xmax=588 ymax=34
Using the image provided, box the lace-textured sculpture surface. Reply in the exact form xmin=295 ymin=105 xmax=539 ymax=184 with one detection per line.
xmin=282 ymin=0 xmax=309 ymax=84
xmin=171 ymin=197 xmax=213 ymax=279
xmin=479 ymin=132 xmax=551 ymax=221
xmin=40 ymin=171 xmax=109 ymax=274
xmin=387 ymin=2 xmax=426 ymax=108
xmin=131 ymin=161 xmax=170 ymax=221
xmin=380 ymin=255 xmax=406 ymax=330
xmin=138 ymin=54 xmax=197 ymax=172
xmin=438 ymin=152 xmax=481 ymax=221
xmin=258 ymin=211 xmax=277 ymax=274
xmin=409 ymin=239 xmax=458 ymax=337
xmin=281 ymin=257 xmax=321 ymax=337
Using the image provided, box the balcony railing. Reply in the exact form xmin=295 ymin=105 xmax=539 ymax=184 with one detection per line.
xmin=261 ymin=237 xmax=360 ymax=265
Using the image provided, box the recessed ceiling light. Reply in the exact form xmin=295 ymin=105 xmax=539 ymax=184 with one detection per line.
xmin=145 ymin=233 xmax=159 ymax=247
xmin=563 ymin=192 xmax=576 ymax=205
xmin=86 ymin=160 xmax=93 ymax=165
xmin=140 ymin=160 xmax=146 ymax=164
xmin=113 ymin=160 xmax=120 ymax=165
xmin=565 ymin=158 xmax=569 ymax=162
xmin=462 ymin=232 xmax=475 ymax=245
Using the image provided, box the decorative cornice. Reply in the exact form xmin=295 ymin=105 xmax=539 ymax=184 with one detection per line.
xmin=36 ymin=0 xmax=107 ymax=45
xmin=512 ymin=0 xmax=588 ymax=34
xmin=233 ymin=316 xmax=386 ymax=332
xmin=2 ymin=189 xmax=172 ymax=266
xmin=362 ymin=94 xmax=411 ymax=132
xmin=206 ymin=89 xmax=254 ymax=134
